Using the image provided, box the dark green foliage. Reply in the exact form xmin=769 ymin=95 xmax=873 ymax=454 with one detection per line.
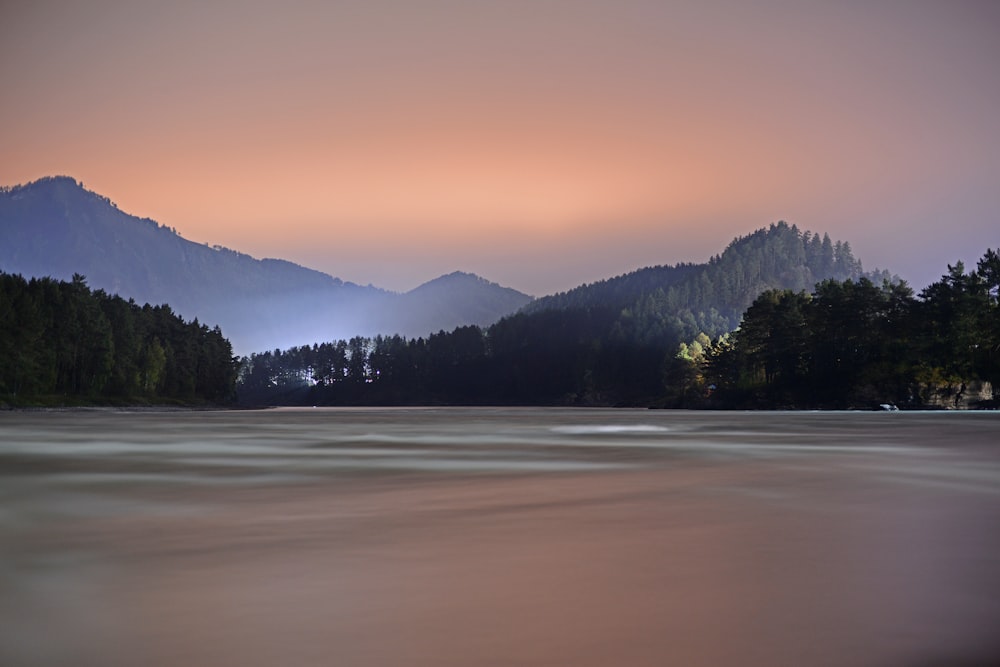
xmin=975 ymin=249 xmax=1000 ymax=390
xmin=236 ymin=223 xmax=885 ymax=407
xmin=0 ymin=272 xmax=238 ymax=404
xmin=236 ymin=246 xmax=997 ymax=409
xmin=522 ymin=222 xmax=871 ymax=342
xmin=704 ymin=250 xmax=999 ymax=409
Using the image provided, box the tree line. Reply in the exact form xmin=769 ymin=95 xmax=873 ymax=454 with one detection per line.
xmin=694 ymin=249 xmax=1000 ymax=409
xmin=237 ymin=248 xmax=998 ymax=409
xmin=237 ymin=311 xmax=673 ymax=406
xmin=10 ymin=229 xmax=990 ymax=410
xmin=0 ymin=272 xmax=238 ymax=404
xmin=236 ymin=223 xmax=885 ymax=406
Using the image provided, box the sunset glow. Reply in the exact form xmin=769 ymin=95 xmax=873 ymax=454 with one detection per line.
xmin=2 ymin=0 xmax=998 ymax=294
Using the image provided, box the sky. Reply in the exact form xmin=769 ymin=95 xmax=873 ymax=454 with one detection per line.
xmin=2 ymin=0 xmax=998 ymax=296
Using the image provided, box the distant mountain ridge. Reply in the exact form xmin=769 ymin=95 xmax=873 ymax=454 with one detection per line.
xmin=392 ymin=271 xmax=535 ymax=332
xmin=0 ymin=176 xmax=532 ymax=353
xmin=2 ymin=176 xmax=892 ymax=365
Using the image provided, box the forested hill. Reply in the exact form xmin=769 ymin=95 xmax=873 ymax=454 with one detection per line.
xmin=0 ymin=177 xmax=531 ymax=353
xmin=695 ymin=248 xmax=1000 ymax=409
xmin=236 ymin=222 xmax=895 ymax=406
xmin=236 ymin=250 xmax=995 ymax=410
xmin=522 ymin=221 xmax=888 ymax=341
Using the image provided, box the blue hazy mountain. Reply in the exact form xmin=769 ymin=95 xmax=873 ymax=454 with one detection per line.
xmin=0 ymin=176 xmax=532 ymax=354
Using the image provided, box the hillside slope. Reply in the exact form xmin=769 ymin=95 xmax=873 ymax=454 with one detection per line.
xmin=0 ymin=177 xmax=531 ymax=353
xmin=522 ymin=221 xmax=888 ymax=340
xmin=236 ymin=222 xmax=896 ymax=406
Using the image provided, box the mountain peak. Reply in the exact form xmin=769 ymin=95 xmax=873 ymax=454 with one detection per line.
xmin=412 ymin=271 xmax=498 ymax=291
xmin=521 ymin=221 xmax=881 ymax=341
xmin=13 ymin=175 xmax=81 ymax=190
xmin=11 ymin=175 xmax=94 ymax=199
xmin=1 ymin=177 xmax=534 ymax=353
xmin=4 ymin=175 xmax=142 ymax=223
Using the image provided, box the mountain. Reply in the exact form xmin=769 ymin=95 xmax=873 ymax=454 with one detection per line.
xmin=238 ymin=221 xmax=897 ymax=407
xmin=384 ymin=271 xmax=536 ymax=334
xmin=0 ymin=176 xmax=531 ymax=354
xmin=521 ymin=221 xmax=890 ymax=341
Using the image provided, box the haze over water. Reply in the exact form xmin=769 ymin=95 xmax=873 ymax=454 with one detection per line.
xmin=2 ymin=408 xmax=999 ymax=666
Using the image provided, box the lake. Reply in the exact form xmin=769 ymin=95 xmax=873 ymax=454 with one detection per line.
xmin=2 ymin=408 xmax=999 ymax=666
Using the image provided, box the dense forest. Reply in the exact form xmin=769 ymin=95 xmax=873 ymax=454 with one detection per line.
xmin=237 ymin=224 xmax=923 ymax=408
xmin=696 ymin=249 xmax=1000 ymax=409
xmin=8 ymin=220 xmax=993 ymax=410
xmin=237 ymin=247 xmax=998 ymax=409
xmin=523 ymin=221 xmax=879 ymax=339
xmin=0 ymin=272 xmax=238 ymax=405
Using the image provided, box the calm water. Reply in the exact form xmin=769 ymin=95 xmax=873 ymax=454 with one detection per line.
xmin=2 ymin=408 xmax=999 ymax=666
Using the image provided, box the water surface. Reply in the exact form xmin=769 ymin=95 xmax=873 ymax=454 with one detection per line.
xmin=2 ymin=408 xmax=999 ymax=666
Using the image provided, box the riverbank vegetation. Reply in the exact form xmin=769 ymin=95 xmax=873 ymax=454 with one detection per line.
xmin=236 ymin=249 xmax=998 ymax=410
xmin=696 ymin=249 xmax=999 ymax=409
xmin=4 ymin=238 xmax=995 ymax=410
xmin=0 ymin=272 xmax=238 ymax=407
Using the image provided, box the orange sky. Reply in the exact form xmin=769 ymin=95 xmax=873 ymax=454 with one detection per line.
xmin=2 ymin=0 xmax=998 ymax=294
